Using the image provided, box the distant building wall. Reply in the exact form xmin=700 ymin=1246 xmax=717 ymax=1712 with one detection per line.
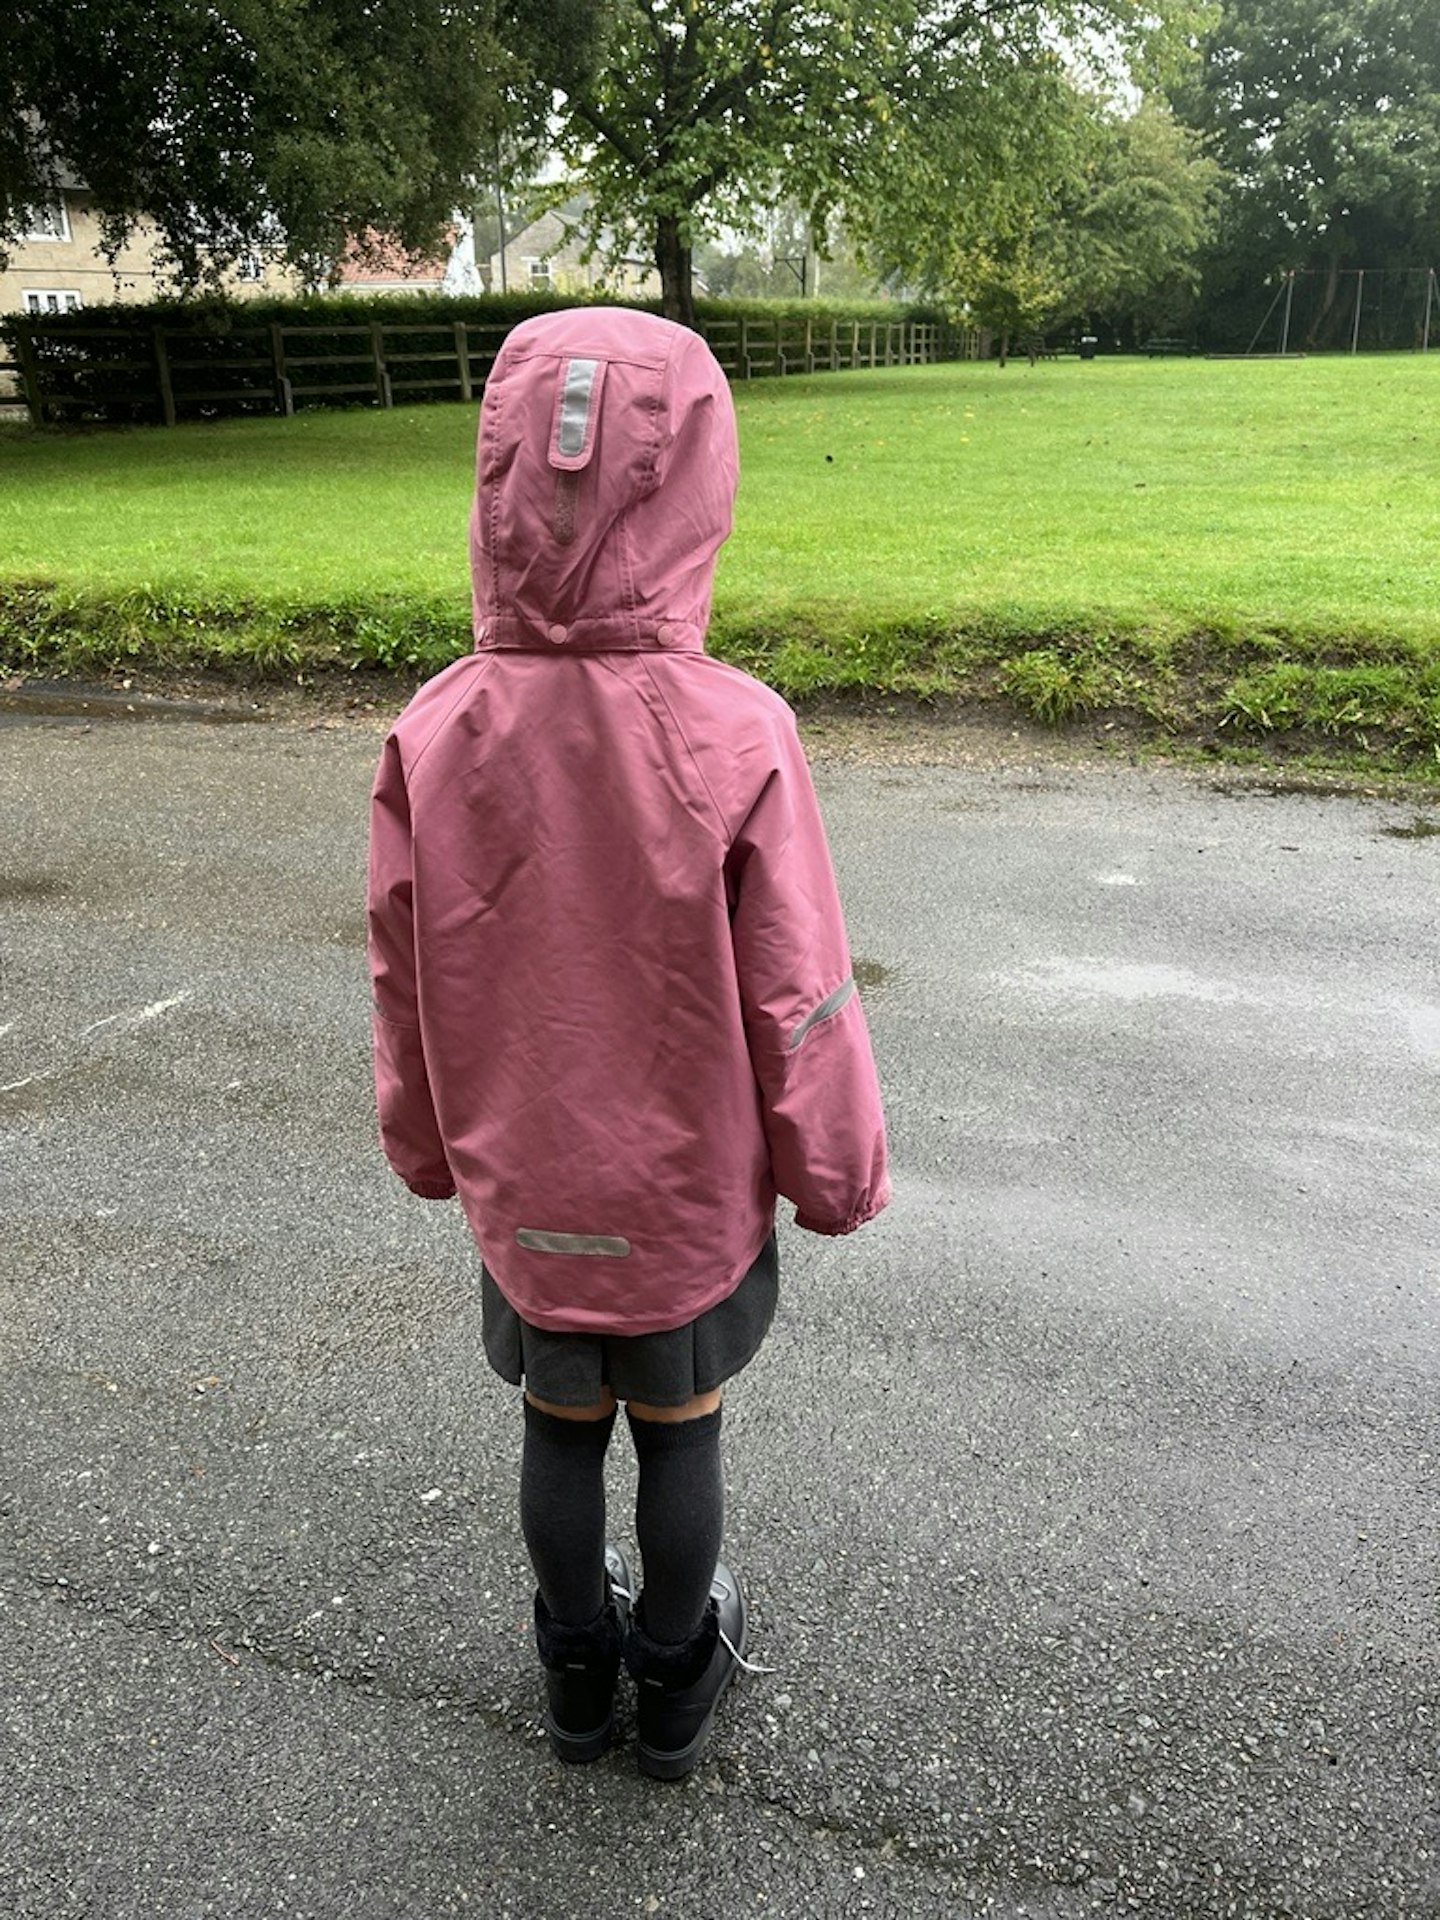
xmin=0 ymin=189 xmax=300 ymax=316
xmin=489 ymin=207 xmax=659 ymax=300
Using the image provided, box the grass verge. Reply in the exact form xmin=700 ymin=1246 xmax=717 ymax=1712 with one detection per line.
xmin=5 ymin=355 xmax=1440 ymax=777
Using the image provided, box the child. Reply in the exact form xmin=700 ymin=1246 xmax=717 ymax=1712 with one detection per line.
xmin=366 ymin=307 xmax=889 ymax=1778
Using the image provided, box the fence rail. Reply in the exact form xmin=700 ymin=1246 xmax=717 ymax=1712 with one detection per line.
xmin=1 ymin=314 xmax=970 ymax=426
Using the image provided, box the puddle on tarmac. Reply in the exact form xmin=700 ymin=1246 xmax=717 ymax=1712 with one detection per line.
xmin=1380 ymin=816 xmax=1440 ymax=840
xmin=0 ymin=873 xmax=68 ymax=903
xmin=853 ymin=956 xmax=899 ymax=994
xmin=1211 ymin=778 xmax=1362 ymax=801
xmin=0 ymin=685 xmax=261 ymax=727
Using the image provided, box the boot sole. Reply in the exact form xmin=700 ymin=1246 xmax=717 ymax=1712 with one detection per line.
xmin=546 ymin=1710 xmax=614 ymax=1765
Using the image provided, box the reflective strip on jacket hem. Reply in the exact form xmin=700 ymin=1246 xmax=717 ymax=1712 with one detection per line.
xmin=516 ymin=1227 xmax=632 ymax=1258
xmin=789 ymin=975 xmax=856 ymax=1051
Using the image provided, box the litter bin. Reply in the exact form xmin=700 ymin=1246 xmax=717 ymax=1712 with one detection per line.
xmin=1079 ymin=335 xmax=1098 ymax=361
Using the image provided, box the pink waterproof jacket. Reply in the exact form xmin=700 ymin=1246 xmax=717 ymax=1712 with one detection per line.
xmin=367 ymin=308 xmax=889 ymax=1335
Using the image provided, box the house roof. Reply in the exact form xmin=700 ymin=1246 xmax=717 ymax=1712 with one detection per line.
xmin=335 ymin=230 xmax=448 ymax=287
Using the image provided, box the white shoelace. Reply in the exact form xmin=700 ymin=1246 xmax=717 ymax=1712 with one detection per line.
xmin=720 ymin=1627 xmax=776 ymax=1675
xmin=611 ymin=1578 xmax=777 ymax=1676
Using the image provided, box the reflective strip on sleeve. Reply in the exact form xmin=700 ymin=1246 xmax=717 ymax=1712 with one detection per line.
xmin=516 ymin=1227 xmax=632 ymax=1258
xmin=789 ymin=975 xmax=857 ymax=1050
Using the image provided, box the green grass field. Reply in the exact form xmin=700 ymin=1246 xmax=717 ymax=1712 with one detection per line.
xmin=4 ymin=354 xmax=1440 ymax=762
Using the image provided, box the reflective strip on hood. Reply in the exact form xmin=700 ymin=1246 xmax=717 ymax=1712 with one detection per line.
xmin=789 ymin=976 xmax=856 ymax=1050
xmin=516 ymin=1226 xmax=632 ymax=1258
xmin=549 ymin=357 xmax=605 ymax=470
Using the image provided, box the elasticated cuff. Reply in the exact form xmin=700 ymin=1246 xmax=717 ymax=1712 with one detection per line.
xmin=793 ymin=1180 xmax=891 ymax=1236
xmin=405 ymin=1177 xmax=457 ymax=1200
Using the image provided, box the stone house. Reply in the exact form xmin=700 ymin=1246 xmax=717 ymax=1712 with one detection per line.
xmin=0 ymin=175 xmax=299 ymax=316
xmin=490 ymin=200 xmax=659 ymax=300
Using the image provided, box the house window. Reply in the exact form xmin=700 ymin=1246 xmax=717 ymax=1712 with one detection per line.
xmin=236 ymin=253 xmax=264 ymax=282
xmin=23 ymin=200 xmax=71 ymax=243
xmin=23 ymin=289 xmax=82 ymax=314
xmin=525 ymin=256 xmax=553 ymax=291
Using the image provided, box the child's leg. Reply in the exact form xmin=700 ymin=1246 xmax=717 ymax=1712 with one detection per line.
xmin=626 ymin=1388 xmax=725 ymax=1643
xmin=521 ymin=1389 xmax=616 ymax=1626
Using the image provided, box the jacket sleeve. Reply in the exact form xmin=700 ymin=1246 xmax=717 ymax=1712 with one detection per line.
xmin=365 ymin=735 xmax=456 ymax=1200
xmin=727 ymin=719 xmax=890 ymax=1235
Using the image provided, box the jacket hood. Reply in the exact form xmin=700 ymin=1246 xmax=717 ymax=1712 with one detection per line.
xmin=470 ymin=308 xmax=738 ymax=655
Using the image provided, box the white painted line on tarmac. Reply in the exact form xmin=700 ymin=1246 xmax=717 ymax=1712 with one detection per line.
xmin=0 ymin=991 xmax=192 ymax=1093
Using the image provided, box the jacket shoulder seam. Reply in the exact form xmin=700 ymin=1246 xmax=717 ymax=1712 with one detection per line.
xmin=403 ymin=655 xmax=495 ymax=779
xmin=628 ymin=656 xmax=728 ymax=842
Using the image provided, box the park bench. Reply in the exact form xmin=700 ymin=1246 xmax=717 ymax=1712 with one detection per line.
xmin=1140 ymin=337 xmax=1196 ymax=357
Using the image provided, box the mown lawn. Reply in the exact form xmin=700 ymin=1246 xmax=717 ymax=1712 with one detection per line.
xmin=3 ymin=354 xmax=1439 ymax=762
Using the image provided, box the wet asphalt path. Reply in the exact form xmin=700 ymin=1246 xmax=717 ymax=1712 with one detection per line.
xmin=1 ymin=710 xmax=1436 ymax=1919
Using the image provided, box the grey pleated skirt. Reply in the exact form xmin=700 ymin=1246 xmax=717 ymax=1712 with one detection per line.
xmin=480 ymin=1230 xmax=778 ymax=1408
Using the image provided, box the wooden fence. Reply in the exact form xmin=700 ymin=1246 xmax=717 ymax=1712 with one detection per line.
xmin=1 ymin=313 xmax=971 ymax=426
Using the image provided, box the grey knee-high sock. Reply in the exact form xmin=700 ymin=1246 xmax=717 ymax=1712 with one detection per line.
xmin=628 ymin=1405 xmax=724 ymax=1646
xmin=520 ymin=1399 xmax=615 ymax=1628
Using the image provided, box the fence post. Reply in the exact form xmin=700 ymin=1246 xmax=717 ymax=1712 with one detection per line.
xmin=152 ymin=326 xmax=177 ymax=427
xmin=740 ymin=315 xmax=750 ymax=379
xmin=454 ymin=321 xmax=473 ymax=402
xmin=372 ymin=322 xmax=392 ymax=406
xmin=270 ymin=324 xmax=294 ymax=415
xmin=15 ymin=323 xmax=45 ymax=424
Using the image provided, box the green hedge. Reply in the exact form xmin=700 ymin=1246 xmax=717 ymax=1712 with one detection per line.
xmin=0 ymin=286 xmax=945 ymax=335
xmin=1 ymin=292 xmax=955 ymax=426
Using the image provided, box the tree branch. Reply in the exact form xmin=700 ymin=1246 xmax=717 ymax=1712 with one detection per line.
xmin=570 ymin=95 xmax=647 ymax=171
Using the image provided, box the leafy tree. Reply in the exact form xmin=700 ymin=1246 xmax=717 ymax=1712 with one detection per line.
xmin=849 ymin=47 xmax=1088 ymax=355
xmin=1062 ymin=97 xmax=1222 ymax=336
xmin=553 ymin=0 xmax=1194 ymax=328
xmin=855 ymin=71 xmax=1218 ymax=354
xmin=0 ymin=0 xmax=598 ymax=287
xmin=1180 ymin=0 xmax=1440 ymax=343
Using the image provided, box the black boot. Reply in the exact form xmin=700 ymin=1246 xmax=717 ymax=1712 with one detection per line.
xmin=534 ymin=1543 xmax=634 ymax=1764
xmin=625 ymin=1561 xmax=747 ymax=1779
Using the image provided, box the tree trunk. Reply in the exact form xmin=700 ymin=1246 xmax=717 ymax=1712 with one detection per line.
xmin=655 ymin=214 xmax=696 ymax=330
xmin=1307 ymin=248 xmax=1342 ymax=350
xmin=998 ymin=328 xmax=1010 ymax=368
